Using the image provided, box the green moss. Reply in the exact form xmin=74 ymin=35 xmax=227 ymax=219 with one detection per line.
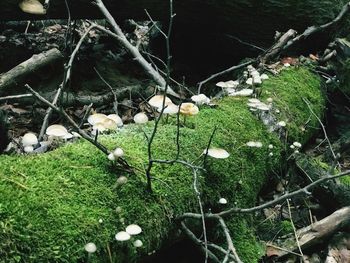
xmin=261 ymin=67 xmax=325 ymax=143
xmin=0 ymin=67 xmax=323 ymax=263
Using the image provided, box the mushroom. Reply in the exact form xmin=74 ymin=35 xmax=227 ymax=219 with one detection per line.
xmin=19 ymin=0 xmax=46 ymax=15
xmin=87 ymin=113 xmax=108 ymax=126
xmin=203 ymin=148 xmax=230 ymax=159
xmin=148 ymin=95 xmax=172 ymax=110
xmin=108 ymin=153 xmax=115 ymax=161
xmin=126 ymin=224 xmax=142 ymax=235
xmin=191 ymin=94 xmax=210 ymax=105
xmin=24 ymin=145 xmax=34 ymax=153
xmin=229 ymin=89 xmax=253 ymax=97
xmin=277 ymin=121 xmax=287 ymax=127
xmin=261 ymin=74 xmax=269 ymax=80
xmin=219 ymin=198 xmax=228 ymax=204
xmin=102 ymin=118 xmax=117 ymax=131
xmin=84 ymin=243 xmax=97 ymax=253
xmin=180 ymin=103 xmax=199 ymax=116
xmin=107 ymin=114 xmax=123 ymax=127
xmin=116 ymin=176 xmax=128 ymax=185
xmin=246 ymin=141 xmax=263 ymax=148
xmin=293 ymin=142 xmax=302 ymax=148
xmin=115 ymin=231 xmax=131 ymax=241
xmin=133 ymin=112 xmax=149 ymax=124
xmin=113 ymin=148 xmax=124 ymax=158
xmin=215 ymin=80 xmax=239 ymax=89
xmin=133 ymin=240 xmax=143 ymax=248
xmin=158 ymin=103 xmax=179 ymax=115
xmin=22 ymin=132 xmax=38 ymax=147
xmin=46 ymin=124 xmax=71 ymax=138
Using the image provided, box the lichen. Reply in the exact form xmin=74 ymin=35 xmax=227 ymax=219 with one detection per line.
xmin=0 ymin=67 xmax=324 ymax=263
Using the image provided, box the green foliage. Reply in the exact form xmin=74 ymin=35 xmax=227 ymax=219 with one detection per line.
xmin=0 ymin=67 xmax=324 ymax=262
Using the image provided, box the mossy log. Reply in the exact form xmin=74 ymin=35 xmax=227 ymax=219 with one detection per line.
xmin=0 ymin=68 xmax=325 ymax=262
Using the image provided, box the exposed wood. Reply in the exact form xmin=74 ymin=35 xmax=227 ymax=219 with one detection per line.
xmin=0 ymin=48 xmax=63 ymax=95
xmin=274 ymin=206 xmax=350 ymax=259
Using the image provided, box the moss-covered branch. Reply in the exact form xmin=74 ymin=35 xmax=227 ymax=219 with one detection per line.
xmin=0 ymin=67 xmax=324 ymax=262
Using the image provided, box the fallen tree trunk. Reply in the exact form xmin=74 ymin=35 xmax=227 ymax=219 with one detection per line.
xmin=0 ymin=48 xmax=63 ymax=96
xmin=0 ymin=67 xmax=325 ymax=262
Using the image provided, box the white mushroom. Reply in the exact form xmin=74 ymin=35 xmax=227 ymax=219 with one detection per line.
xmin=293 ymin=142 xmax=302 ymax=148
xmin=84 ymin=243 xmax=97 ymax=253
xmin=261 ymin=74 xmax=269 ymax=80
xmin=46 ymin=124 xmax=69 ymax=138
xmin=191 ymin=94 xmax=210 ymax=105
xmin=133 ymin=240 xmax=143 ymax=248
xmin=87 ymin=113 xmax=108 ymax=126
xmin=158 ymin=103 xmax=179 ymax=115
xmin=24 ymin=145 xmax=34 ymax=153
xmin=19 ymin=0 xmax=46 ymax=15
xmin=117 ymin=176 xmax=128 ymax=185
xmin=115 ymin=231 xmax=131 ymax=241
xmin=107 ymin=114 xmax=123 ymax=127
xmin=245 ymin=78 xmax=253 ymax=86
xmin=246 ymin=141 xmax=263 ymax=148
xmin=102 ymin=118 xmax=117 ymax=130
xmin=134 ymin=112 xmax=149 ymax=124
xmin=277 ymin=121 xmax=287 ymax=127
xmin=22 ymin=132 xmax=38 ymax=147
xmin=203 ymin=148 xmax=230 ymax=159
xmin=229 ymin=89 xmax=253 ymax=97
xmin=108 ymin=153 xmax=115 ymax=161
xmin=219 ymin=198 xmax=228 ymax=204
xmin=215 ymin=80 xmax=239 ymax=89
xmin=126 ymin=224 xmax=142 ymax=235
xmin=148 ymin=95 xmax=172 ymax=110
xmin=113 ymin=148 xmax=124 ymax=158
xmin=180 ymin=103 xmax=199 ymax=116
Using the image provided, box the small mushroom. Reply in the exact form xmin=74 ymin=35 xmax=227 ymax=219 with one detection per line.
xmin=229 ymin=89 xmax=253 ymax=97
xmin=134 ymin=112 xmax=149 ymax=124
xmin=107 ymin=114 xmax=123 ymax=127
xmin=113 ymin=148 xmax=124 ymax=158
xmin=133 ymin=240 xmax=143 ymax=248
xmin=115 ymin=231 xmax=131 ymax=241
xmin=87 ymin=113 xmax=108 ymax=126
xmin=203 ymin=148 xmax=230 ymax=159
xmin=180 ymin=103 xmax=199 ymax=116
xmin=19 ymin=0 xmax=46 ymax=15
xmin=126 ymin=224 xmax=142 ymax=235
xmin=191 ymin=94 xmax=210 ymax=105
xmin=84 ymin=242 xmax=97 ymax=253
xmin=216 ymin=80 xmax=239 ymax=89
xmin=277 ymin=121 xmax=287 ymax=127
xmin=219 ymin=198 xmax=228 ymax=204
xmin=46 ymin=124 xmax=69 ymax=138
xmin=22 ymin=132 xmax=38 ymax=147
xmin=158 ymin=103 xmax=179 ymax=115
xmin=148 ymin=95 xmax=172 ymax=110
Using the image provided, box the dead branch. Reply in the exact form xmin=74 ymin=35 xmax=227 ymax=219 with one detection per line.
xmin=274 ymin=206 xmax=350 ymax=258
xmin=92 ymin=0 xmax=180 ymax=98
xmin=179 ymin=170 xmax=350 ymax=220
xmin=0 ymin=48 xmax=63 ymax=95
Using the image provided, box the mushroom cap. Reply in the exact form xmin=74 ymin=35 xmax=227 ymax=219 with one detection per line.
xmin=293 ymin=141 xmax=302 ymax=148
xmin=133 ymin=239 xmax=143 ymax=248
xmin=102 ymin=118 xmax=117 ymax=130
xmin=219 ymin=198 xmax=228 ymax=204
xmin=261 ymin=74 xmax=269 ymax=80
xmin=133 ymin=112 xmax=149 ymax=124
xmin=277 ymin=121 xmax=287 ymax=127
xmin=107 ymin=114 xmax=123 ymax=127
xmin=255 ymin=104 xmax=270 ymax=111
xmin=148 ymin=95 xmax=172 ymax=109
xmin=115 ymin=231 xmax=131 ymax=241
xmin=108 ymin=153 xmax=116 ymax=161
xmin=203 ymin=148 xmax=230 ymax=159
xmin=87 ymin=113 xmax=108 ymax=126
xmin=231 ymin=89 xmax=253 ymax=97
xmin=24 ymin=145 xmax=34 ymax=153
xmin=245 ymin=78 xmax=253 ymax=86
xmin=113 ymin=148 xmax=124 ymax=158
xmin=248 ymin=98 xmax=261 ymax=104
xmin=117 ymin=176 xmax=128 ymax=185
xmin=215 ymin=80 xmax=239 ymax=89
xmin=22 ymin=132 xmax=38 ymax=146
xmin=158 ymin=103 xmax=179 ymax=115
xmin=191 ymin=94 xmax=210 ymax=105
xmin=126 ymin=224 xmax=142 ymax=235
xmin=92 ymin=123 xmax=107 ymax=133
xmin=84 ymin=243 xmax=97 ymax=253
xmin=19 ymin=0 xmax=46 ymax=15
xmin=180 ymin=103 xmax=199 ymax=116
xmin=46 ymin=124 xmax=68 ymax=137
